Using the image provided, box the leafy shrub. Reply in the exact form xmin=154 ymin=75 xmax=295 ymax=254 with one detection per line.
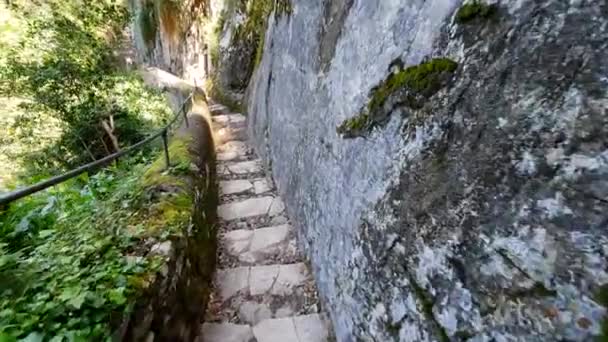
xmin=0 ymin=149 xmax=189 ymax=340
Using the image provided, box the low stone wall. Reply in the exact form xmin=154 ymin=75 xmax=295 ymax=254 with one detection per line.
xmin=115 ymin=71 xmax=217 ymax=341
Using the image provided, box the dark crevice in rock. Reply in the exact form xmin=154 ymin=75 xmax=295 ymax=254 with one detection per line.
xmin=447 ymin=256 xmax=469 ymax=288
xmin=402 ymin=268 xmax=450 ymax=342
xmin=495 ymin=249 xmax=557 ymax=298
xmin=318 ymin=0 xmax=354 ymax=72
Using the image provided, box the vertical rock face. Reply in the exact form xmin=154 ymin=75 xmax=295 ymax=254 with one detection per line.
xmin=129 ymin=0 xmax=209 ymax=81
xmin=246 ymin=0 xmax=608 ymax=340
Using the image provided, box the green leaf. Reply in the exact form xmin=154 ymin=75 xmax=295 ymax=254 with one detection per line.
xmin=21 ymin=332 xmax=43 ymax=342
xmin=38 ymin=230 xmax=54 ymax=238
xmin=0 ymin=333 xmax=17 ymax=342
xmin=67 ymin=293 xmax=86 ymax=310
xmin=107 ymin=288 xmax=126 ymax=305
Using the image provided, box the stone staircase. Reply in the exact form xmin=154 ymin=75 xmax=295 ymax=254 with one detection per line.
xmin=198 ymin=103 xmax=334 ymax=342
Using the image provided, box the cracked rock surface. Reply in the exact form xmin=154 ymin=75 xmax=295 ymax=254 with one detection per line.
xmin=246 ymin=0 xmax=608 ymax=341
xmin=198 ymin=104 xmax=334 ymax=342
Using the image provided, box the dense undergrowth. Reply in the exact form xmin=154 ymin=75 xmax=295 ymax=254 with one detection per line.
xmin=0 ymin=0 xmax=173 ymax=188
xmin=0 ymin=141 xmax=197 ymax=340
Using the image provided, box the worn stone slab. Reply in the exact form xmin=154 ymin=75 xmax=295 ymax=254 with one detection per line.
xmin=200 ymin=323 xmax=254 ymax=342
xmin=224 ymin=229 xmax=254 ymax=255
xmin=268 ymin=197 xmax=285 ymax=216
xmin=269 ymin=215 xmax=289 ymax=226
xmin=253 ymin=317 xmax=299 ymax=342
xmin=218 ymin=140 xmax=248 ymax=153
xmin=208 ymin=104 xmax=229 ymax=115
xmin=249 ymin=265 xmax=280 ymax=296
xmin=225 ymin=225 xmax=292 ymax=263
xmin=293 ymin=314 xmax=331 ymax=342
xmin=238 ymin=301 xmax=272 ymax=325
xmin=221 ymin=180 xmax=253 ymax=195
xmin=218 ymin=196 xmax=274 ymax=221
xmin=215 ymin=267 xmax=250 ymax=300
xmin=225 ymin=160 xmax=263 ymax=175
xmin=249 ymin=225 xmax=291 ymax=254
xmin=253 ymin=179 xmax=272 ymax=194
xmin=213 ymin=114 xmax=246 ymax=128
xmin=272 ymin=263 xmax=311 ymax=295
xmin=216 ymin=126 xmax=247 ymax=144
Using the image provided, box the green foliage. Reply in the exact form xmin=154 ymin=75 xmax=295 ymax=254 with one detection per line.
xmin=0 ymin=145 xmax=194 ymax=339
xmin=337 ymin=58 xmax=458 ymax=138
xmin=455 ymin=1 xmax=497 ymax=24
xmin=0 ymin=1 xmax=173 ymax=184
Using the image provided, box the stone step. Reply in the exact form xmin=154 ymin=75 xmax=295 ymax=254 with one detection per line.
xmin=220 ymin=178 xmax=272 ymax=196
xmin=200 ymin=314 xmax=331 ymax=342
xmin=208 ymin=104 xmax=229 ymax=115
xmin=218 ymin=196 xmax=285 ymax=221
xmin=218 ymin=159 xmax=264 ymax=178
xmin=199 ymin=322 xmax=253 ymax=342
xmin=212 ymin=113 xmax=246 ymax=128
xmin=216 ymin=124 xmax=247 ymax=145
xmin=217 ymin=141 xmax=250 ymax=162
xmin=205 ymin=263 xmax=320 ymax=325
xmin=220 ymin=224 xmax=299 ymax=266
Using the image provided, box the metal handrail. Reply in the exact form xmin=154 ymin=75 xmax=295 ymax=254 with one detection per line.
xmin=0 ymin=92 xmax=195 ymax=206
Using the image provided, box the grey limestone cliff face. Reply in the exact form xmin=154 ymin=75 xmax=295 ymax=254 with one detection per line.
xmin=246 ymin=0 xmax=608 ymax=341
xmin=129 ymin=0 xmax=209 ymax=82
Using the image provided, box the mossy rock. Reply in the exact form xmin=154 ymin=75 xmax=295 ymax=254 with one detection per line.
xmin=337 ymin=58 xmax=458 ymax=139
xmin=142 ymin=135 xmax=193 ymax=188
xmin=455 ymin=1 xmax=497 ymax=24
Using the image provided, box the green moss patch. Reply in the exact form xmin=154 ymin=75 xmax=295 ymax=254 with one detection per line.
xmin=337 ymin=58 xmax=458 ymax=138
xmin=455 ymin=1 xmax=497 ymax=24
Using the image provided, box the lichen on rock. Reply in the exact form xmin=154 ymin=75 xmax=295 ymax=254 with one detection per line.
xmin=337 ymin=58 xmax=458 ymax=138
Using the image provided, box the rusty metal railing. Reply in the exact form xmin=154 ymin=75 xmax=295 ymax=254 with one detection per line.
xmin=0 ymin=92 xmax=194 ymax=206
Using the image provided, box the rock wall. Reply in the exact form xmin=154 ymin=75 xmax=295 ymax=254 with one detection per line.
xmin=129 ymin=0 xmax=210 ymax=83
xmin=246 ymin=0 xmax=608 ymax=341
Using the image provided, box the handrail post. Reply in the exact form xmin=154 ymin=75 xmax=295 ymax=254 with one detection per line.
xmin=162 ymin=129 xmax=170 ymax=169
xmin=0 ymin=90 xmax=196 ymax=206
xmin=183 ymin=110 xmax=190 ymax=128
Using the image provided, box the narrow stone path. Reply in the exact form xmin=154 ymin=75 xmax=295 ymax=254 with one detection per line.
xmin=198 ymin=103 xmax=334 ymax=342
